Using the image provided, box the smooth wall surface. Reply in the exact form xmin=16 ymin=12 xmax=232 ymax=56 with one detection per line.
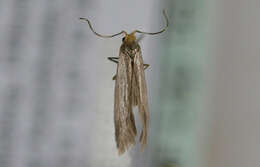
xmin=4 ymin=0 xmax=260 ymax=167
xmin=207 ymin=0 xmax=260 ymax=167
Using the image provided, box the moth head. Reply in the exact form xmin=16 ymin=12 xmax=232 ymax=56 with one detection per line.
xmin=122 ymin=31 xmax=136 ymax=44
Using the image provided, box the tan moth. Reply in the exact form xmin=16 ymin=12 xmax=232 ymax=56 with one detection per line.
xmin=80 ymin=10 xmax=168 ymax=155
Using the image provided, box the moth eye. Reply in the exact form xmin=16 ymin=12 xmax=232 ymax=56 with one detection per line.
xmin=122 ymin=37 xmax=125 ymax=42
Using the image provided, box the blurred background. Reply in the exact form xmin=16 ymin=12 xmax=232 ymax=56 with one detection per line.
xmin=1 ymin=0 xmax=260 ymax=167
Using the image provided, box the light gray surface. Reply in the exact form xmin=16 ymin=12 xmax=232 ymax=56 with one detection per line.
xmin=0 ymin=0 xmax=161 ymax=167
xmin=207 ymin=0 xmax=260 ymax=167
xmin=6 ymin=0 xmax=259 ymax=167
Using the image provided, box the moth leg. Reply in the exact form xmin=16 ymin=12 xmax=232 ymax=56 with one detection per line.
xmin=112 ymin=75 xmax=117 ymax=80
xmin=108 ymin=57 xmax=118 ymax=80
xmin=144 ymin=64 xmax=150 ymax=70
xmin=109 ymin=58 xmax=149 ymax=80
xmin=108 ymin=57 xmax=118 ymax=64
xmin=112 ymin=64 xmax=150 ymax=80
xmin=109 ymin=57 xmax=149 ymax=69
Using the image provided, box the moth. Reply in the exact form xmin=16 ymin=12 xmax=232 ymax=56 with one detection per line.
xmin=80 ymin=10 xmax=168 ymax=155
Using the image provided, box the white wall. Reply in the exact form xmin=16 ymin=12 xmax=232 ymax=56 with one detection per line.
xmin=207 ymin=0 xmax=260 ymax=166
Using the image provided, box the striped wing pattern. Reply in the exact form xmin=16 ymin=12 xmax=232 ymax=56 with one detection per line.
xmin=114 ymin=47 xmax=149 ymax=155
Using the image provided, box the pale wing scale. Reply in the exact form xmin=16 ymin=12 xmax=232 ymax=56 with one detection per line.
xmin=131 ymin=70 xmax=139 ymax=107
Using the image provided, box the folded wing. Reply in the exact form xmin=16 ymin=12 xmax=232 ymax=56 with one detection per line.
xmin=132 ymin=50 xmax=149 ymax=151
xmin=114 ymin=51 xmax=137 ymax=155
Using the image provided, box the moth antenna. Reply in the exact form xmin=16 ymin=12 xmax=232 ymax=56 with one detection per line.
xmin=134 ymin=9 xmax=169 ymax=35
xmin=79 ymin=17 xmax=126 ymax=38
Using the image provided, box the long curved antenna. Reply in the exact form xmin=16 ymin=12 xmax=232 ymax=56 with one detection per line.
xmin=135 ymin=9 xmax=169 ymax=35
xmin=79 ymin=18 xmax=126 ymax=38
